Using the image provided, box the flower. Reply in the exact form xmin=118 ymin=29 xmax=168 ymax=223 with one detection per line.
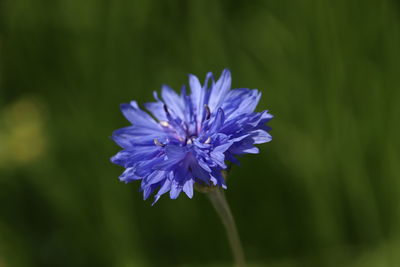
xmin=111 ymin=69 xmax=273 ymax=204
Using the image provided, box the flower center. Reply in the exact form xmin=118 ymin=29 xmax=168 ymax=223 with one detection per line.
xmin=154 ymin=104 xmax=213 ymax=147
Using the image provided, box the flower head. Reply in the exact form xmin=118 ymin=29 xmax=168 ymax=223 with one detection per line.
xmin=111 ymin=69 xmax=273 ymax=204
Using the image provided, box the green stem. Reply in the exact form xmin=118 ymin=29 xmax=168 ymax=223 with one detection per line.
xmin=206 ymin=187 xmax=246 ymax=267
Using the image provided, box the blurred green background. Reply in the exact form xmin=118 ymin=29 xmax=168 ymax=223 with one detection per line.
xmin=1 ymin=0 xmax=399 ymax=266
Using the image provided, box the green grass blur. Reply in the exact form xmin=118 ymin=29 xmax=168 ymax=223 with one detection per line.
xmin=1 ymin=0 xmax=399 ymax=266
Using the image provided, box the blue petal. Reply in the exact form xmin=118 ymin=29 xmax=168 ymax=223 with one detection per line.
xmin=134 ymin=156 xmax=165 ymax=177
xmin=110 ymin=150 xmax=132 ymax=166
xmin=189 ymin=74 xmax=203 ymax=111
xmin=183 ymin=179 xmax=194 ymax=198
xmin=111 ymin=129 xmax=135 ymax=148
xmin=250 ymin=129 xmax=272 ymax=144
xmin=197 ymin=158 xmax=212 ymax=173
xmin=214 ymin=141 xmax=233 ymax=153
xmin=210 ymin=169 xmax=227 ymax=188
xmin=142 ymin=171 xmax=166 ymax=186
xmin=222 ymin=89 xmax=261 ymax=119
xmin=170 ymin=180 xmax=183 ymax=199
xmin=111 ymin=146 xmax=161 ymax=167
xmin=248 ymin=110 xmax=273 ymax=127
xmin=120 ymin=101 xmax=159 ymax=129
xmin=152 ymin=178 xmax=172 ymax=205
xmin=165 ymin=145 xmax=187 ymax=161
xmin=207 ymin=108 xmax=225 ymax=135
xmin=144 ymin=101 xmax=168 ymax=121
xmin=210 ymin=141 xmax=232 ymax=168
xmin=242 ymin=147 xmax=259 ymax=154
xmin=210 ymin=150 xmax=226 ymax=168
xmin=143 ymin=183 xmax=162 ymax=200
xmin=112 ymin=126 xmax=166 ymax=148
xmin=119 ymin=167 xmax=141 ymax=183
xmin=229 ymin=137 xmax=260 ymax=155
xmin=161 ymin=85 xmax=185 ymax=120
xmin=190 ymin=162 xmax=211 ymax=182
xmin=207 ymin=69 xmax=231 ymax=112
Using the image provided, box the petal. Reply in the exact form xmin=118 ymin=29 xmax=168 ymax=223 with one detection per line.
xmin=143 ymin=183 xmax=161 ymax=200
xmin=250 ymin=129 xmax=272 ymax=144
xmin=210 ymin=150 xmax=226 ymax=168
xmin=190 ymin=161 xmax=211 ymax=182
xmin=119 ymin=167 xmax=141 ymax=183
xmin=110 ymin=150 xmax=132 ymax=166
xmin=152 ymin=178 xmax=172 ymax=205
xmin=189 ymin=74 xmax=203 ymax=107
xmin=213 ymin=141 xmax=233 ymax=154
xmin=161 ymin=85 xmax=185 ymax=120
xmin=111 ymin=128 xmax=135 ymax=148
xmin=142 ymin=170 xmax=167 ymax=186
xmin=210 ymin=169 xmax=227 ymax=188
xmin=120 ymin=101 xmax=159 ymax=129
xmin=183 ymin=179 xmax=194 ymax=199
xmin=165 ymin=145 xmax=187 ymax=161
xmin=111 ymin=126 xmax=166 ymax=148
xmin=222 ymin=89 xmax=261 ymax=119
xmin=248 ymin=110 xmax=273 ymax=127
xmin=189 ymin=73 xmax=213 ymax=126
xmin=242 ymin=147 xmax=259 ymax=154
xmin=229 ymin=138 xmax=259 ymax=155
xmin=207 ymin=108 xmax=225 ymax=135
xmin=209 ymin=142 xmax=232 ymax=169
xmin=110 ymin=145 xmax=161 ymax=167
xmin=153 ymin=145 xmax=188 ymax=171
xmin=197 ymin=158 xmax=212 ymax=173
xmin=207 ymin=69 xmax=232 ymax=112
xmin=144 ymin=101 xmax=168 ymax=121
xmin=170 ymin=180 xmax=183 ymax=199
xmin=181 ymin=87 xmax=196 ymax=129
xmin=134 ymin=156 xmax=165 ymax=177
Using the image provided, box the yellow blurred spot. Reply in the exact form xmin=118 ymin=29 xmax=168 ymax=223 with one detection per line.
xmin=0 ymin=96 xmax=47 ymax=169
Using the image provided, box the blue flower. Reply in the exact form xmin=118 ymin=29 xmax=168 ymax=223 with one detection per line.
xmin=111 ymin=69 xmax=273 ymax=204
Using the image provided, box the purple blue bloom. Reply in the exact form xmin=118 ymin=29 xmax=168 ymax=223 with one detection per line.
xmin=111 ymin=69 xmax=273 ymax=204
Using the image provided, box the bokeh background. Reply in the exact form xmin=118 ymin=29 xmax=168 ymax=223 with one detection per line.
xmin=1 ymin=0 xmax=399 ymax=266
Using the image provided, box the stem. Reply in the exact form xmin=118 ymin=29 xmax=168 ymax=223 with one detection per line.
xmin=206 ymin=187 xmax=246 ymax=267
